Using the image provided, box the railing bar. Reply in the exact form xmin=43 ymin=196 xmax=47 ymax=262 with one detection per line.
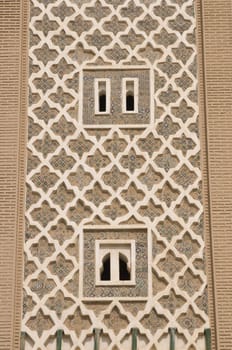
xmin=205 ymin=328 xmax=211 ymax=350
xmin=20 ymin=332 xmax=26 ymax=350
xmin=56 ymin=329 xmax=63 ymax=350
xmin=132 ymin=328 xmax=138 ymax=350
xmin=94 ymin=328 xmax=102 ymax=350
xmin=169 ymin=328 xmax=176 ymax=350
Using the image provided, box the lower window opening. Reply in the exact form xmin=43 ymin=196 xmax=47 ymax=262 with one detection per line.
xmin=119 ymin=254 xmax=131 ymax=280
xmin=99 ymin=94 xmax=106 ymax=112
xmin=100 ymin=254 xmax=111 ymax=280
xmin=126 ymin=94 xmax=134 ymax=111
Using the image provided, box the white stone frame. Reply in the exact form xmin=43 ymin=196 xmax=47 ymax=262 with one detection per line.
xmin=94 ymin=78 xmax=111 ymax=115
xmin=122 ymin=78 xmax=139 ymax=114
xmin=81 ymin=66 xmax=154 ymax=128
xmin=95 ymin=239 xmax=136 ymax=286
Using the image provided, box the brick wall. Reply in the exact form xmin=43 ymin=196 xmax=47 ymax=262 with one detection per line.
xmin=0 ymin=0 xmax=232 ymax=349
xmin=196 ymin=0 xmax=232 ymax=349
xmin=0 ymin=0 xmax=28 ymax=349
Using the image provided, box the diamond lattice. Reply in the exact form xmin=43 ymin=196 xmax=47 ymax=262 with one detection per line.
xmin=23 ymin=0 xmax=208 ymax=349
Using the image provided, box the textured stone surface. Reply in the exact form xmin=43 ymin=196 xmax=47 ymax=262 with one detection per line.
xmin=22 ymin=1 xmax=208 ymax=349
xmin=83 ymin=228 xmax=148 ymax=298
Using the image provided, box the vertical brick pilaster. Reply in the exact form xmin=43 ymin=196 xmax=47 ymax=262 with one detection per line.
xmin=196 ymin=1 xmax=232 ymax=349
xmin=0 ymin=1 xmax=28 ymax=349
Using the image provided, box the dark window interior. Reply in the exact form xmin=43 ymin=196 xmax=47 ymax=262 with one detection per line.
xmin=119 ymin=254 xmax=130 ymax=280
xmin=100 ymin=254 xmax=110 ymax=280
xmin=99 ymin=93 xmax=106 ymax=112
xmin=126 ymin=94 xmax=134 ymax=111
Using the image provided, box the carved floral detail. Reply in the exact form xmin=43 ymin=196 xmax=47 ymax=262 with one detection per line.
xmin=69 ymin=133 xmax=93 ymax=158
xmin=102 ymin=165 xmax=129 ymax=190
xmin=29 ymin=272 xmax=56 ymax=299
xmin=175 ymin=232 xmax=200 ymax=258
xmin=68 ymin=166 xmax=93 ymax=190
xmin=51 ymin=183 xmax=75 ymax=209
xmin=85 ymin=182 xmax=111 ymax=206
xmin=140 ymin=308 xmax=168 ymax=333
xmin=177 ymin=306 xmax=204 ymax=335
xmin=65 ymin=307 xmax=91 ymax=336
xmin=46 ymin=290 xmax=74 ymax=318
xmin=103 ymin=306 xmax=129 ymax=335
xmin=48 ymin=254 xmax=74 ymax=281
xmin=103 ymin=132 xmax=127 ymax=157
xmin=120 ymin=148 xmax=145 ymax=174
xmin=158 ymin=289 xmax=186 ymax=314
xmin=137 ymin=133 xmax=162 ymax=156
xmin=50 ymin=149 xmax=75 ymax=173
xmin=139 ymin=199 xmax=163 ymax=221
xmin=158 ymin=251 xmax=184 ymax=277
xmin=156 ymin=216 xmax=183 ymax=241
xmin=31 ymin=201 xmax=58 ymax=227
xmin=121 ymin=182 xmax=145 ymax=206
xmin=156 ymin=181 xmax=180 ymax=207
xmin=87 ymin=149 xmax=110 ymax=172
xmin=103 ymin=198 xmax=128 ymax=220
xmin=68 ymin=200 xmax=93 ymax=224
xmin=138 ymin=165 xmax=163 ymax=190
xmin=30 ymin=237 xmax=55 ymax=263
xmin=178 ymin=269 xmax=202 ymax=296
xmin=155 ymin=149 xmax=179 ymax=172
xmin=48 ymin=219 xmax=74 ymax=245
xmin=175 ymin=197 xmax=199 ymax=222
xmin=26 ymin=309 xmax=54 ymax=336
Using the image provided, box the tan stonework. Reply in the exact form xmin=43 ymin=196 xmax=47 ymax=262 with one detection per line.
xmin=1 ymin=0 xmax=232 ymax=349
xmin=0 ymin=0 xmax=29 ymax=349
xmin=22 ymin=0 xmax=208 ymax=349
xmin=196 ymin=0 xmax=232 ymax=349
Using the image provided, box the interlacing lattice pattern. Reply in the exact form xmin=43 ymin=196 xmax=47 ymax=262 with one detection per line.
xmin=23 ymin=0 xmax=209 ymax=349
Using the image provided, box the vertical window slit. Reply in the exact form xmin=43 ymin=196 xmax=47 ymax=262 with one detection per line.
xmin=99 ymin=93 xmax=106 ymax=112
xmin=123 ymin=78 xmax=138 ymax=113
xmin=95 ymin=79 xmax=110 ymax=114
xmin=119 ymin=253 xmax=130 ymax=280
xmin=100 ymin=254 xmax=111 ymax=281
xmin=126 ymin=93 xmax=134 ymax=111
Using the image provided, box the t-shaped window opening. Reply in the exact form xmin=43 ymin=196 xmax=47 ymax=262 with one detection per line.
xmin=96 ymin=240 xmax=135 ymax=286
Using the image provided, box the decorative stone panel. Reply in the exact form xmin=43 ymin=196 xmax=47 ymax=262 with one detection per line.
xmin=22 ymin=0 xmax=209 ymax=349
xmin=82 ymin=68 xmax=151 ymax=125
xmin=83 ymin=228 xmax=148 ymax=298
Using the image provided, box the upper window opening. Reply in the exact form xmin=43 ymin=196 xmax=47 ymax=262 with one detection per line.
xmin=123 ymin=78 xmax=138 ymax=113
xmin=95 ymin=79 xmax=110 ymax=114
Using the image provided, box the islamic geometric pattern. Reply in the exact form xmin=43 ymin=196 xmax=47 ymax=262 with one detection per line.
xmin=23 ymin=0 xmax=209 ymax=349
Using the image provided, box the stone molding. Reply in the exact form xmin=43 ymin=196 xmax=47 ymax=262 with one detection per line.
xmin=0 ymin=0 xmax=29 ymax=349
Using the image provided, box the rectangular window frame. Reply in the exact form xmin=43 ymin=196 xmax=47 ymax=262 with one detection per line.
xmin=95 ymin=239 xmax=136 ymax=286
xmin=122 ymin=77 xmax=139 ymax=114
xmin=94 ymin=78 xmax=111 ymax=115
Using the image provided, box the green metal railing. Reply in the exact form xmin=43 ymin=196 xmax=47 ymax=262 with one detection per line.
xmin=168 ymin=328 xmax=176 ymax=350
xmin=93 ymin=328 xmax=102 ymax=350
xmin=20 ymin=332 xmax=26 ymax=350
xmin=20 ymin=327 xmax=211 ymax=349
xmin=56 ymin=329 xmax=63 ymax=350
xmin=131 ymin=327 xmax=138 ymax=350
xmin=205 ymin=328 xmax=211 ymax=350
